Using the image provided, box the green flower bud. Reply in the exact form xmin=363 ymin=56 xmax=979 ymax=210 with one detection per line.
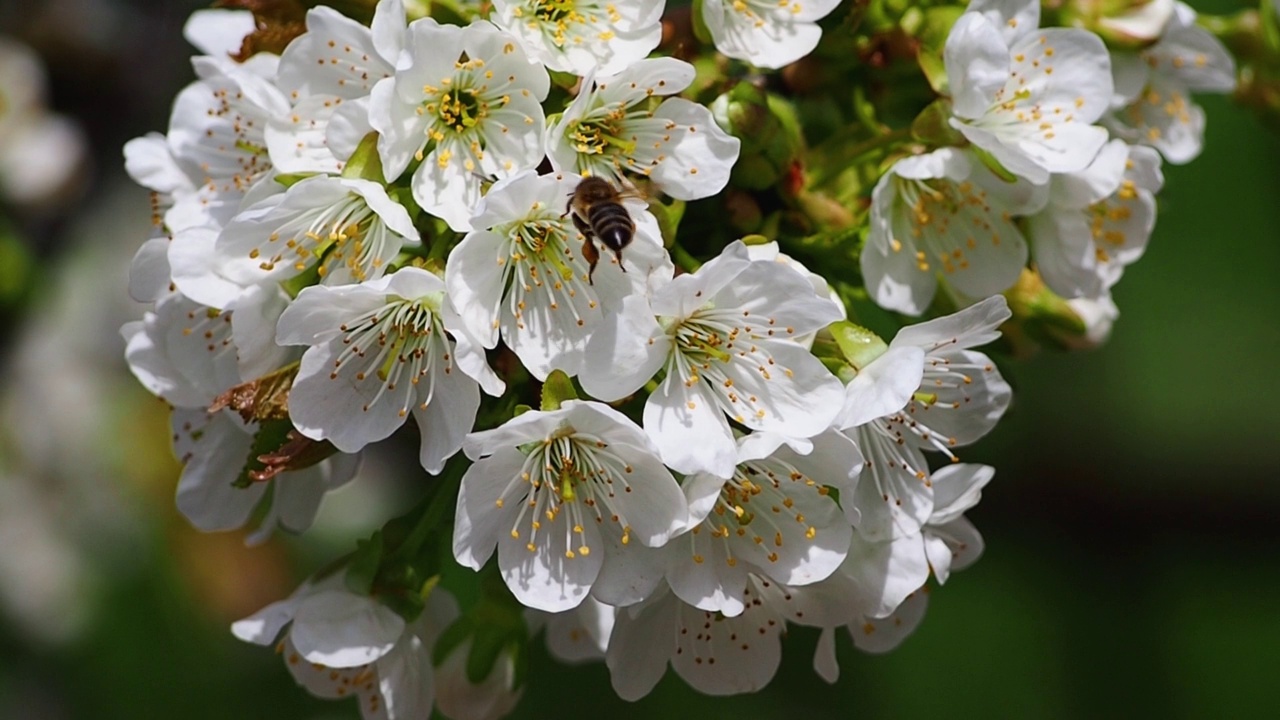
xmin=1059 ymin=0 xmax=1175 ymax=50
xmin=711 ymin=82 xmax=805 ymax=192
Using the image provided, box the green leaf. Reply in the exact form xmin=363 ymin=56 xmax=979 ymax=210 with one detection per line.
xmin=540 ymin=369 xmax=577 ymax=411
xmin=344 ymin=532 xmax=384 ymax=596
xmin=341 ymin=131 xmax=386 ymax=182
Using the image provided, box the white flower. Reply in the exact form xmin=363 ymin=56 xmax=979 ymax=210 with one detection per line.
xmin=0 ymin=39 xmax=87 ymax=208
xmin=1027 ymin=139 xmax=1164 ymax=299
xmin=840 ymin=295 xmax=1011 ymax=542
xmin=233 ymin=578 xmax=458 ymax=720
xmin=123 ymin=293 xmax=356 ymax=543
xmin=1095 ymin=0 xmax=1176 ymax=45
xmin=161 ymin=55 xmax=290 ymax=229
xmin=370 ymin=19 xmax=549 ymax=231
xmin=532 ymin=596 xmax=616 ymax=663
xmin=169 ymin=408 xmax=360 ymax=544
xmin=435 ymin=640 xmax=523 ymax=720
xmin=491 ymin=0 xmax=664 ymax=76
xmin=814 ymin=587 xmax=930 ymax=681
xmin=662 ymin=431 xmax=861 ymax=616
xmin=182 ymin=8 xmax=256 ymax=58
xmin=743 ymin=240 xmax=847 ymax=348
xmin=446 ymin=170 xmax=673 ymax=380
xmin=1064 ymin=293 xmax=1120 ymax=349
xmin=266 ymin=1 xmax=407 ymax=174
xmin=275 ymin=267 xmax=501 ymax=473
xmin=1106 ymin=1 xmax=1236 ymax=164
xmin=171 ymin=175 xmax=418 ymax=309
xmin=122 ymin=293 xmax=242 ymax=408
xmin=452 ymin=400 xmax=687 ymax=612
xmin=606 ymin=574 xmax=856 ymax=699
xmin=547 ymin=57 xmax=740 ymax=201
xmin=580 ymin=241 xmax=845 ymax=478
xmin=861 ymin=147 xmax=1045 ymax=316
xmin=945 ymin=0 xmax=1114 ymax=184
xmin=699 ymin=0 xmax=842 ymax=69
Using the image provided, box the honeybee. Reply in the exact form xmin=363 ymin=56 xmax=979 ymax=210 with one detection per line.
xmin=565 ymin=176 xmax=641 ymax=283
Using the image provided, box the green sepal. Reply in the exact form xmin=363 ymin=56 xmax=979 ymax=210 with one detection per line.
xmin=648 ymin=197 xmax=686 ymax=248
xmin=829 ymin=321 xmax=889 ymax=371
xmin=345 ymin=531 xmax=386 ymax=597
xmin=691 ymin=0 xmax=712 ymax=44
xmin=341 ymin=132 xmax=386 ymax=183
xmin=512 ymin=404 xmax=533 ymax=417
xmin=274 ymin=172 xmax=318 ymax=189
xmin=233 ymin=419 xmax=294 ymax=489
xmin=911 ymin=99 xmax=965 ymax=147
xmin=915 ymin=6 xmax=964 ymax=95
xmin=547 ymin=70 xmax=581 ymax=91
xmin=540 ymin=370 xmax=577 ymax=411
xmin=970 ymin=146 xmax=1018 ymax=183
xmin=281 ymin=262 xmax=322 ymax=299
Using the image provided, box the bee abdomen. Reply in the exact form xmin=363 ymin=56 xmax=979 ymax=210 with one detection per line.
xmin=587 ymin=203 xmax=635 ymax=253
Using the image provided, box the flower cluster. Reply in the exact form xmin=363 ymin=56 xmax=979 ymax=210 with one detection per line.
xmin=121 ymin=0 xmax=1241 ymax=717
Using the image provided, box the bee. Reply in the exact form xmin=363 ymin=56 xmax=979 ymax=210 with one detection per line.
xmin=564 ymin=176 xmax=640 ymax=284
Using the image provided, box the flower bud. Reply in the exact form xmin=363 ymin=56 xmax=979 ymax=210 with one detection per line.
xmin=435 ymin=639 xmax=523 ymax=720
xmin=1003 ymin=269 xmax=1120 ymax=352
xmin=1060 ymin=0 xmax=1176 ymax=50
xmin=711 ymin=82 xmax=805 ymax=191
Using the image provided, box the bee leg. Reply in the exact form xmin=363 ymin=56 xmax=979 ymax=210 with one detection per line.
xmin=582 ymin=237 xmax=600 ymax=285
xmin=613 ymin=249 xmax=627 ymax=273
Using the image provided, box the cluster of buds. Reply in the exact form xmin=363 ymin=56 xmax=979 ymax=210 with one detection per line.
xmin=121 ymin=0 xmax=1242 ymax=716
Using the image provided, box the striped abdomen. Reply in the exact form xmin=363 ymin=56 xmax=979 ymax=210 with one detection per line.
xmin=587 ymin=202 xmax=635 ymax=254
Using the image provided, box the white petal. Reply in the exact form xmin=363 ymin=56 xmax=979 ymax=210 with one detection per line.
xmin=224 ymin=283 xmax=291 ymax=380
xmin=376 ymin=634 xmax=434 ymax=720
xmin=643 ymin=373 xmax=737 ymax=477
xmin=643 ymin=98 xmax=740 ymax=201
xmin=168 ymin=226 xmax=247 ymax=310
xmin=497 ymin=510 xmax=602 ymax=612
xmin=290 ymin=590 xmax=406 ymax=668
xmin=444 ymin=230 xmax=506 ymax=349
xmin=966 ymin=0 xmax=1041 ymax=45
xmin=410 ymin=354 xmax=479 ymax=474
xmin=123 ymin=133 xmax=191 ymax=195
xmin=369 ymin=77 xmax=427 ymax=182
xmin=891 ymin=294 xmax=1011 ymax=351
xmin=288 ymin=341 xmax=413 ymax=453
xmin=173 ymin=411 xmax=265 ymax=532
xmin=929 ymin=463 xmax=994 ymax=523
xmin=842 ymin=533 xmax=930 ymax=618
xmin=666 ymin=529 xmax=750 ymax=616
xmin=183 ymin=9 xmax=256 ymax=58
xmin=839 ymin=346 xmax=925 ymax=429
xmin=264 ymin=93 xmax=346 ymax=175
xmin=814 ymin=626 xmax=840 ymax=683
xmin=453 ymin=447 xmax=528 ymax=570
xmin=579 ymin=294 xmax=670 ymax=402
xmin=671 ymin=583 xmax=784 ymax=695
xmin=849 ymin=586 xmax=929 ymax=654
xmin=945 ymin=14 xmax=1012 ymax=119
xmin=544 ymin=597 xmax=616 ymax=663
xmin=590 ymin=530 xmax=669 ymax=607
xmin=231 ymin=595 xmax=299 ymax=645
xmin=606 ymin=590 xmax=679 ymax=701
xmin=852 ymin=426 xmax=933 ymax=540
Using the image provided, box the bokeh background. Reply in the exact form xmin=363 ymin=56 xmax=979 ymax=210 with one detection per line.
xmin=1 ymin=0 xmax=1276 ymax=718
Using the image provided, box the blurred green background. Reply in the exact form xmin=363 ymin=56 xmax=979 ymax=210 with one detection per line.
xmin=1 ymin=1 xmax=1277 ymax=718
